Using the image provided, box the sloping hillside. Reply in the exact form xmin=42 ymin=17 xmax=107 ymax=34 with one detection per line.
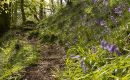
xmin=38 ymin=0 xmax=130 ymax=79
xmin=0 ymin=0 xmax=130 ymax=80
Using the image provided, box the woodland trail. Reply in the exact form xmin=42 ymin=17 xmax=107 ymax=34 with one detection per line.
xmin=22 ymin=38 xmax=65 ymax=80
xmin=14 ymin=30 xmax=65 ymax=80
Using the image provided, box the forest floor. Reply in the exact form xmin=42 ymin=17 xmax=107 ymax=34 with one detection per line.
xmin=15 ymin=30 xmax=65 ymax=80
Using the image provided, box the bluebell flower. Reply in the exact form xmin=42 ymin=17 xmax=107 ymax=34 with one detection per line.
xmin=80 ymin=59 xmax=87 ymax=73
xmin=110 ymin=16 xmax=118 ymax=26
xmin=101 ymin=40 xmax=107 ymax=49
xmin=106 ymin=43 xmax=111 ymax=50
xmin=63 ymin=54 xmax=67 ymax=59
xmin=96 ymin=19 xmax=106 ymax=26
xmin=100 ymin=20 xmax=106 ymax=26
xmin=107 ymin=44 xmax=117 ymax=53
xmin=101 ymin=40 xmax=121 ymax=56
xmin=111 ymin=16 xmax=117 ymax=23
xmin=92 ymin=0 xmax=98 ymax=3
xmin=73 ymin=36 xmax=78 ymax=44
xmin=113 ymin=6 xmax=122 ymax=16
xmin=70 ymin=55 xmax=80 ymax=59
xmin=116 ymin=50 xmax=121 ymax=56
xmin=128 ymin=8 xmax=130 ymax=12
xmin=110 ymin=16 xmax=115 ymax=21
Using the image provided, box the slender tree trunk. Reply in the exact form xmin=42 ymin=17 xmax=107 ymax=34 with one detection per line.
xmin=60 ymin=0 xmax=63 ymax=6
xmin=20 ymin=0 xmax=26 ymax=23
xmin=65 ymin=0 xmax=72 ymax=6
xmin=10 ymin=1 xmax=13 ymax=24
xmin=43 ymin=7 xmax=46 ymax=18
xmin=13 ymin=0 xmax=18 ymax=24
xmin=39 ymin=0 xmax=44 ymax=20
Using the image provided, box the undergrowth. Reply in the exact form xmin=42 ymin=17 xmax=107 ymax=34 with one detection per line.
xmin=0 ymin=0 xmax=130 ymax=80
xmin=0 ymin=31 xmax=39 ymax=80
xmin=38 ymin=0 xmax=130 ymax=80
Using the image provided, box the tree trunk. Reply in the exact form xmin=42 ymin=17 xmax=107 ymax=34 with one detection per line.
xmin=65 ymin=0 xmax=72 ymax=6
xmin=13 ymin=0 xmax=18 ymax=24
xmin=39 ymin=0 xmax=44 ymax=20
xmin=0 ymin=2 xmax=10 ymax=36
xmin=60 ymin=0 xmax=63 ymax=6
xmin=20 ymin=0 xmax=26 ymax=23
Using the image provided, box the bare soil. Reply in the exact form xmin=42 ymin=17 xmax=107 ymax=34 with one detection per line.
xmin=17 ymin=31 xmax=66 ymax=80
xmin=21 ymin=43 xmax=65 ymax=80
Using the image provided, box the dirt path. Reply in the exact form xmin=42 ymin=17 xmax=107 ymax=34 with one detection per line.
xmin=12 ymin=29 xmax=66 ymax=80
xmin=21 ymin=42 xmax=65 ymax=80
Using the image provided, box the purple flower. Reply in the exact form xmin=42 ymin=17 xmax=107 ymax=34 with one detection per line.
xmin=107 ymin=44 xmax=117 ymax=53
xmin=70 ymin=55 xmax=80 ymax=59
xmin=113 ymin=7 xmax=122 ymax=16
xmin=100 ymin=40 xmax=121 ymax=56
xmin=106 ymin=43 xmax=111 ymax=50
xmin=63 ymin=55 xmax=67 ymax=59
xmin=100 ymin=20 xmax=106 ymax=26
xmin=101 ymin=40 xmax=107 ymax=49
xmin=96 ymin=19 xmax=106 ymax=26
xmin=92 ymin=0 xmax=98 ymax=3
xmin=110 ymin=16 xmax=115 ymax=21
xmin=80 ymin=59 xmax=87 ymax=73
xmin=128 ymin=8 xmax=130 ymax=12
xmin=116 ymin=50 xmax=121 ymax=56
xmin=73 ymin=36 xmax=78 ymax=44
xmin=110 ymin=16 xmax=118 ymax=26
xmin=110 ymin=16 xmax=114 ymax=21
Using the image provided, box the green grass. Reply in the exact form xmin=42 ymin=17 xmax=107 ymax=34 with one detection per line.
xmin=38 ymin=0 xmax=130 ymax=80
xmin=0 ymin=0 xmax=130 ymax=80
xmin=0 ymin=31 xmax=39 ymax=80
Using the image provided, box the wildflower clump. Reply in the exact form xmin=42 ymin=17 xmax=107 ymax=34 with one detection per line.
xmin=101 ymin=40 xmax=121 ymax=56
xmin=56 ymin=0 xmax=130 ymax=80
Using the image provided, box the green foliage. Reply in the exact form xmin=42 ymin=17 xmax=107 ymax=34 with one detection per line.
xmin=41 ymin=34 xmax=58 ymax=43
xmin=0 ymin=0 xmax=130 ymax=80
xmin=38 ymin=0 xmax=130 ymax=80
xmin=39 ymin=28 xmax=59 ymax=44
xmin=0 ymin=31 xmax=38 ymax=80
